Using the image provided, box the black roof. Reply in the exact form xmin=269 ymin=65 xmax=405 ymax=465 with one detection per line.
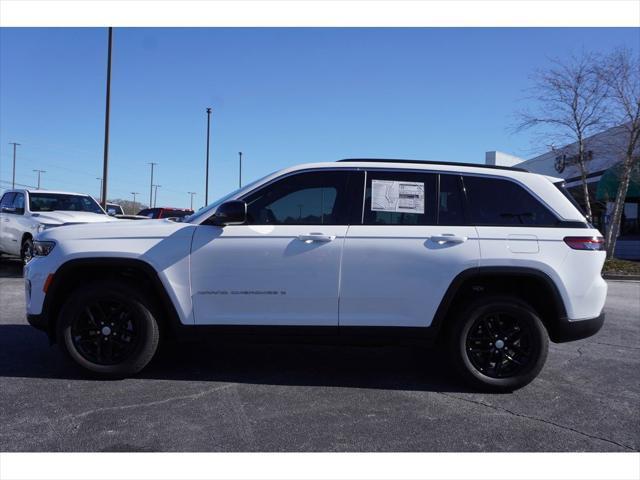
xmin=336 ymin=158 xmax=527 ymax=173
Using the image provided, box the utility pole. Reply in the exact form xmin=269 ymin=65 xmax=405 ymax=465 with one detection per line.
xmin=238 ymin=151 xmax=243 ymax=188
xmin=96 ymin=177 xmax=103 ymax=202
xmin=131 ymin=191 xmax=140 ymax=214
xmin=188 ymin=191 xmax=196 ymax=210
xmin=9 ymin=142 xmax=20 ymax=188
xmin=100 ymin=26 xmax=114 ymax=210
xmin=205 ymin=107 xmax=212 ymax=206
xmin=33 ymin=169 xmax=46 ymax=189
xmin=153 ymin=184 xmax=161 ymax=208
xmin=148 ymin=162 xmax=157 ymax=206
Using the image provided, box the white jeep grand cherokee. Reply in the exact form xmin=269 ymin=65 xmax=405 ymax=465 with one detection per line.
xmin=25 ymin=160 xmax=607 ymax=391
xmin=0 ymin=189 xmax=114 ymax=263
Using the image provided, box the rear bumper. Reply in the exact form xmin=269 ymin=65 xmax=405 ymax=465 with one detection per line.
xmin=549 ymin=312 xmax=605 ymax=343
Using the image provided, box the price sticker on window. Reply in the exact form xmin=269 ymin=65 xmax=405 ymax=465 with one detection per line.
xmin=371 ymin=180 xmax=424 ymax=214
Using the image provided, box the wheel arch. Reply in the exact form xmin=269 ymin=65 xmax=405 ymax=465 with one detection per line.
xmin=432 ymin=266 xmax=568 ymax=343
xmin=42 ymin=257 xmax=181 ymax=342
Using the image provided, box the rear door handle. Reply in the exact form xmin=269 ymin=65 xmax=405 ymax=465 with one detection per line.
xmin=297 ymin=233 xmax=336 ymax=243
xmin=430 ymin=234 xmax=467 ymax=244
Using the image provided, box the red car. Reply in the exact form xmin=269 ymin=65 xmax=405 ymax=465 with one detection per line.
xmin=136 ymin=207 xmax=194 ymax=220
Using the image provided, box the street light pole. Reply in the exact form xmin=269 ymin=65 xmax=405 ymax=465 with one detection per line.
xmin=33 ymin=169 xmax=46 ymax=189
xmin=205 ymin=107 xmax=212 ymax=206
xmin=96 ymin=177 xmax=103 ymax=202
xmin=148 ymin=162 xmax=157 ymax=206
xmin=153 ymin=184 xmax=161 ymax=208
xmin=188 ymin=191 xmax=196 ymax=210
xmin=131 ymin=191 xmax=140 ymax=214
xmin=100 ymin=27 xmax=113 ymax=210
xmin=9 ymin=142 xmax=20 ymax=188
xmin=238 ymin=151 xmax=243 ymax=188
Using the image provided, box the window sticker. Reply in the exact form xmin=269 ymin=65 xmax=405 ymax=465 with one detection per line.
xmin=371 ymin=180 xmax=424 ymax=214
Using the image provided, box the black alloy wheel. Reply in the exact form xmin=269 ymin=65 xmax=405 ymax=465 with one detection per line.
xmin=71 ymin=299 xmax=142 ymax=365
xmin=465 ymin=311 xmax=534 ymax=379
xmin=21 ymin=237 xmax=34 ymax=264
xmin=449 ymin=296 xmax=549 ymax=392
xmin=57 ymin=281 xmax=160 ymax=377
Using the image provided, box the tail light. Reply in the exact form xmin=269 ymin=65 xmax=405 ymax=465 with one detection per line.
xmin=564 ymin=236 xmax=605 ymax=251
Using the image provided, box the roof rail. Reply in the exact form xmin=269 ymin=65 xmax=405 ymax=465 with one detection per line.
xmin=336 ymin=158 xmax=528 ymax=173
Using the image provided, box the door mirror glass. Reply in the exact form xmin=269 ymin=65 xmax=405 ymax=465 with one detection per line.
xmin=211 ymin=200 xmax=247 ymax=226
xmin=1 ymin=206 xmax=16 ymax=214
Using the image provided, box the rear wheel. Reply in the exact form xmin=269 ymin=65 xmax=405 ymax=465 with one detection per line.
xmin=449 ymin=296 xmax=549 ymax=392
xmin=57 ymin=281 xmax=160 ymax=377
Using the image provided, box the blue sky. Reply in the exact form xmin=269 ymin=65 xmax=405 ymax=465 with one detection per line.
xmin=1 ymin=28 xmax=638 ymax=209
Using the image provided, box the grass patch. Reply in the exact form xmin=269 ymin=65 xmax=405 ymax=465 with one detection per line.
xmin=603 ymin=258 xmax=640 ymax=276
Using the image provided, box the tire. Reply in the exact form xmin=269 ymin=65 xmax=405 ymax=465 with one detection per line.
xmin=448 ymin=296 xmax=549 ymax=392
xmin=21 ymin=237 xmax=33 ymax=264
xmin=56 ymin=280 xmax=160 ymax=378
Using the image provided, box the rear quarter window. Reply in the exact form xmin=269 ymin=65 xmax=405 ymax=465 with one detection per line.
xmin=463 ymin=176 xmax=559 ymax=226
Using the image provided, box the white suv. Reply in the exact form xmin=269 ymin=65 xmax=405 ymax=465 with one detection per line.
xmin=24 ymin=160 xmax=607 ymax=391
xmin=0 ymin=189 xmax=114 ymax=263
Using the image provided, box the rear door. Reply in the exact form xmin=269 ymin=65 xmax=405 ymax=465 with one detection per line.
xmin=339 ymin=171 xmax=480 ymax=327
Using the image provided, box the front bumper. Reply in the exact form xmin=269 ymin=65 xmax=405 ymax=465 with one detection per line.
xmin=549 ymin=312 xmax=605 ymax=343
xmin=27 ymin=313 xmax=49 ymax=333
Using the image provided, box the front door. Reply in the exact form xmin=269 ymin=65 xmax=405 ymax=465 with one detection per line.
xmin=190 ymin=169 xmax=360 ymax=326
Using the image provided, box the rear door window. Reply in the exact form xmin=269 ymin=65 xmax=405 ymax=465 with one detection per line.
xmin=463 ymin=176 xmax=559 ymax=226
xmin=363 ymin=171 xmax=437 ymax=225
xmin=438 ymin=174 xmax=466 ymax=225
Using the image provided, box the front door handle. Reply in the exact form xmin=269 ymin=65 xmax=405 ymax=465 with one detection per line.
xmin=297 ymin=233 xmax=336 ymax=243
xmin=430 ymin=234 xmax=467 ymax=244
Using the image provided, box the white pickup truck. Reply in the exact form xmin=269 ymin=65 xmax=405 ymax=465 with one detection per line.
xmin=0 ymin=189 xmax=115 ymax=263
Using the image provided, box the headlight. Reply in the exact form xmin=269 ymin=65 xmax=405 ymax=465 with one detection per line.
xmin=33 ymin=240 xmax=56 ymax=256
xmin=37 ymin=224 xmax=55 ymax=233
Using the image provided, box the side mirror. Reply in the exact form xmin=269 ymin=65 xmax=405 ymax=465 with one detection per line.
xmin=210 ymin=200 xmax=247 ymax=226
xmin=1 ymin=206 xmax=17 ymax=214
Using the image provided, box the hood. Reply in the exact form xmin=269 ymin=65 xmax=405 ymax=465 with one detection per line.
xmin=38 ymin=218 xmax=193 ymax=242
xmin=32 ymin=211 xmax=116 ymax=226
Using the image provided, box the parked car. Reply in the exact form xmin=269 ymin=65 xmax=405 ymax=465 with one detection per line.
xmin=137 ymin=207 xmax=194 ymax=220
xmin=0 ymin=189 xmax=115 ymax=263
xmin=25 ymin=159 xmax=607 ymax=391
xmin=104 ymin=203 xmax=125 ymax=216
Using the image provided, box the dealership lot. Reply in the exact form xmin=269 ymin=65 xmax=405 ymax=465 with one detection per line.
xmin=0 ymin=258 xmax=638 ymax=452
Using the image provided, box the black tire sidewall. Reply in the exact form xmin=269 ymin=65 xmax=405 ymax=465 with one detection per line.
xmin=450 ymin=296 xmax=549 ymax=392
xmin=21 ymin=237 xmax=33 ymax=264
xmin=57 ymin=281 xmax=159 ymax=377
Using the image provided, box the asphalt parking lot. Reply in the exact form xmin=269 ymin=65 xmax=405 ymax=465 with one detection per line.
xmin=0 ymin=258 xmax=638 ymax=452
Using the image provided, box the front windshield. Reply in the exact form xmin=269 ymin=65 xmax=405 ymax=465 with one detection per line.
xmin=186 ymin=173 xmax=271 ymax=223
xmin=29 ymin=193 xmax=105 ymax=214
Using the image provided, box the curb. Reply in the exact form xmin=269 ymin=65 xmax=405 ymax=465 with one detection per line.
xmin=602 ymin=273 xmax=640 ymax=281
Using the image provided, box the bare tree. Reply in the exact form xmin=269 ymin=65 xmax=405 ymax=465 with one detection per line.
xmin=597 ymin=48 xmax=640 ymax=259
xmin=516 ymin=52 xmax=609 ymax=221
xmin=108 ymin=198 xmax=149 ymax=215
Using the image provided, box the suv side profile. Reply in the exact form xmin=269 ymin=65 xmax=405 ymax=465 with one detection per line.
xmin=24 ymin=160 xmax=607 ymax=391
xmin=0 ymin=189 xmax=114 ymax=263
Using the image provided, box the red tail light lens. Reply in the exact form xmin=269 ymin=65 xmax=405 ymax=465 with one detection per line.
xmin=564 ymin=236 xmax=605 ymax=251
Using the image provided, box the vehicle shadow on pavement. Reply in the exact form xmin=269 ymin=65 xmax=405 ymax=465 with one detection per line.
xmin=0 ymin=324 xmax=474 ymax=393
xmin=0 ymin=258 xmax=23 ymax=278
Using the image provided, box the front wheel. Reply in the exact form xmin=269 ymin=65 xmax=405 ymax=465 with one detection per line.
xmin=57 ymin=281 xmax=160 ymax=377
xmin=449 ymin=296 xmax=549 ymax=392
xmin=21 ymin=237 xmax=34 ymax=264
